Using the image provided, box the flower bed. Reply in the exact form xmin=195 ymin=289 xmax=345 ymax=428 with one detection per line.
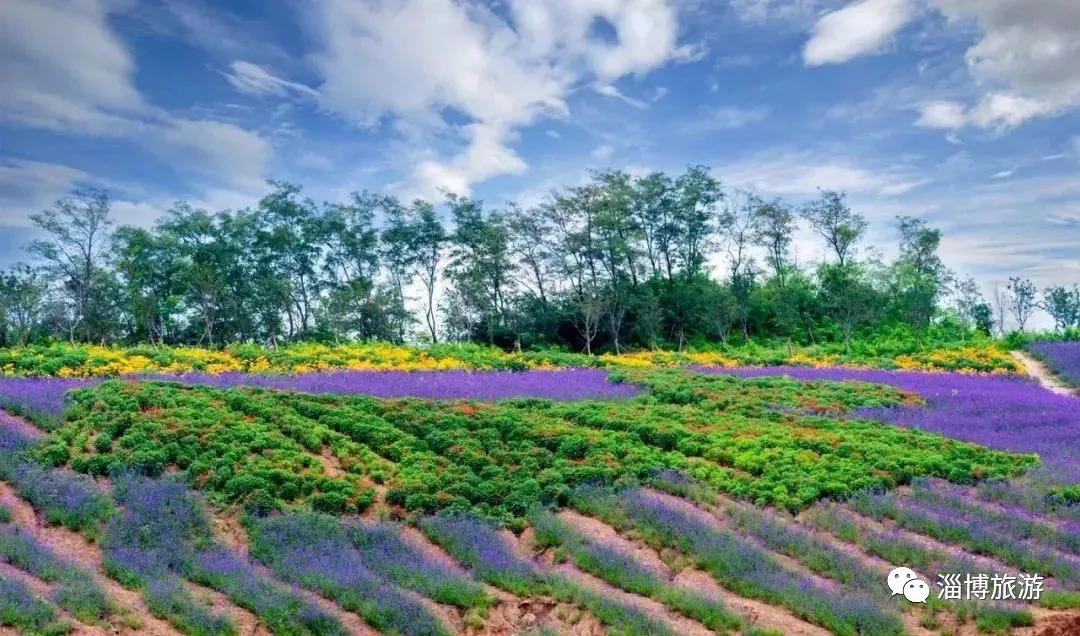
xmin=696 ymin=366 xmax=1080 ymax=482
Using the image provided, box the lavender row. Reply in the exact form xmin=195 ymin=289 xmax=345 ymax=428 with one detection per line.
xmin=530 ymin=510 xmax=744 ymax=634
xmin=975 ymin=475 xmax=1080 ymax=524
xmin=908 ymin=478 xmax=1080 ymax=555
xmin=103 ymin=476 xmax=236 ymax=636
xmin=847 ymin=490 xmax=1080 ymax=587
xmin=106 ymin=475 xmax=344 ymax=636
xmin=0 ymin=419 xmax=110 ymax=537
xmin=0 ymin=369 xmax=637 ymax=428
xmin=1029 ymin=341 xmax=1080 ymax=387
xmin=0 ymin=573 xmax=67 ymax=633
xmin=721 ymin=503 xmax=894 ymax=599
xmin=570 ymin=486 xmax=904 ymax=636
xmin=697 ymin=366 xmax=1080 ymax=482
xmin=0 ymin=525 xmax=112 ymax=624
xmin=417 ymin=513 xmax=678 ymax=635
xmin=343 ymin=520 xmax=493 ymax=610
xmin=249 ymin=512 xmax=449 ymax=636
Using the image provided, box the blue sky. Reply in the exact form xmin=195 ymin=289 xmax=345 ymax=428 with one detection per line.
xmin=1 ymin=0 xmax=1078 ymax=323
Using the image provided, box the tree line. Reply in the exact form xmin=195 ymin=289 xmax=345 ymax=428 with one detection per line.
xmin=1 ymin=167 xmax=1077 ymax=351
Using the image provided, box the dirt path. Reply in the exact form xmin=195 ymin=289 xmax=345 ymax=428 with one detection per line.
xmin=558 ymin=509 xmax=831 ymax=636
xmin=1011 ymin=351 xmax=1076 ymax=396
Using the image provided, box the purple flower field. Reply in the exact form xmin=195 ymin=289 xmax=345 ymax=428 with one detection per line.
xmin=1029 ymin=341 xmax=1080 ymax=387
xmin=0 ymin=369 xmax=638 ymax=424
xmin=148 ymin=368 xmax=640 ymax=401
xmin=696 ymin=366 xmax=1080 ymax=482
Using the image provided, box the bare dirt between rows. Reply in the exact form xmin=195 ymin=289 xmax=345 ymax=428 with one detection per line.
xmin=0 ymin=480 xmax=180 ymax=636
xmin=557 ymin=508 xmax=831 ymax=636
xmin=209 ymin=512 xmax=380 ymax=636
xmin=383 ymin=515 xmax=607 ymax=635
xmin=511 ymin=526 xmax=704 ymax=636
xmin=1011 ymin=351 xmax=1077 ymax=397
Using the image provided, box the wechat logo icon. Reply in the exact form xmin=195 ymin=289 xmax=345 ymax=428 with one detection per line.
xmin=888 ymin=567 xmax=930 ymax=603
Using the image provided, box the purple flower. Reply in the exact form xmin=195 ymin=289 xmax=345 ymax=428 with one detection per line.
xmin=574 ymin=486 xmax=905 ymax=635
xmin=418 ymin=513 xmax=543 ymax=596
xmin=0 ymin=370 xmax=637 ymax=425
xmin=0 ymin=377 xmax=97 ymax=429
xmin=344 ymin=520 xmax=491 ymax=609
xmin=694 ymin=366 xmax=1080 ymax=481
xmin=0 ymin=575 xmax=60 ymax=631
xmin=0 ymin=418 xmax=111 ymax=533
xmin=251 ymin=513 xmax=449 ymax=636
xmin=1029 ymin=341 xmax=1080 ymax=387
xmin=106 ymin=474 xmax=345 ymax=635
xmin=142 ymin=368 xmax=640 ymax=401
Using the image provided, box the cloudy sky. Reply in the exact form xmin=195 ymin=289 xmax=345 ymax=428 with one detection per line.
xmin=1 ymin=0 xmax=1078 ymax=312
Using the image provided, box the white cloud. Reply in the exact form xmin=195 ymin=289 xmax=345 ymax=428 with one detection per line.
xmin=0 ymin=0 xmax=272 ymax=189
xmin=804 ymin=0 xmax=916 ymax=66
xmin=309 ymin=0 xmax=693 ymax=196
xmin=653 ymin=87 xmax=669 ymax=102
xmin=0 ymin=160 xmax=91 ymax=226
xmin=915 ymin=100 xmax=968 ymax=129
xmin=880 ymin=179 xmax=932 ymax=196
xmin=912 ymin=0 xmax=1080 ymax=129
xmin=109 ymin=200 xmax=164 ymax=228
xmin=684 ymin=106 xmax=770 ymax=132
xmin=991 ymin=169 xmax=1014 ymax=179
xmin=225 ymin=61 xmax=318 ymax=99
xmin=966 ymin=92 xmax=1058 ymax=131
xmin=731 ymin=0 xmax=825 ymax=25
xmin=595 ymin=85 xmax=649 ymax=109
xmin=592 ymin=144 xmax=615 ymax=161
xmin=153 ymin=119 xmax=272 ymax=187
xmin=915 ymin=93 xmax=1059 ymax=133
xmin=0 ymin=0 xmax=142 ymax=133
xmin=718 ymin=151 xmax=928 ymax=198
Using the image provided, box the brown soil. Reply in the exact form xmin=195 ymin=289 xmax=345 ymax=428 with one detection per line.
xmin=672 ymin=568 xmax=830 ymax=636
xmin=0 ymin=410 xmax=45 ymax=439
xmin=832 ymin=500 xmax=1032 ymax=579
xmin=186 ymin=580 xmax=268 ymax=636
xmin=1011 ymin=351 xmax=1077 ymax=397
xmin=0 ymin=482 xmax=179 ymax=635
xmin=558 ymin=510 xmax=671 ymax=576
xmin=511 ymin=526 xmax=716 ymax=636
xmin=0 ymin=562 xmax=110 ymax=636
xmin=207 ymin=511 xmax=380 ymax=636
xmin=562 ymin=503 xmax=832 ymax=635
xmin=921 ymin=477 xmax=1077 ymax=532
xmin=318 ymin=447 xmax=345 ymax=478
xmin=1031 ymin=612 xmax=1080 ymax=635
xmin=387 ymin=520 xmax=607 ymax=635
xmin=644 ymin=489 xmax=859 ymax=595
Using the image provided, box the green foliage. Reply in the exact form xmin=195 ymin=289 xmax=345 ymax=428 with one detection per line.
xmin=1038 ymin=589 xmax=1080 ymax=610
xmin=49 ymin=370 xmax=1033 ymax=522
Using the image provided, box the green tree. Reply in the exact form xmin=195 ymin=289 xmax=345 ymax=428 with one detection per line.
xmin=1042 ymin=284 xmax=1080 ymax=332
xmin=27 ymin=188 xmax=114 ymax=342
xmin=891 ymin=216 xmax=950 ymax=342
xmin=801 ymin=190 xmax=866 ymax=267
xmin=0 ymin=264 xmax=47 ymax=346
xmin=1007 ymin=277 xmax=1037 ymax=333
